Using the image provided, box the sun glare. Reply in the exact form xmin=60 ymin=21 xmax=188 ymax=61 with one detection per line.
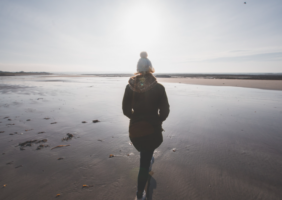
xmin=122 ymin=6 xmax=161 ymax=49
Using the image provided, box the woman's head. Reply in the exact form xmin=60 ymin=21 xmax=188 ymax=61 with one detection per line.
xmin=136 ymin=51 xmax=155 ymax=75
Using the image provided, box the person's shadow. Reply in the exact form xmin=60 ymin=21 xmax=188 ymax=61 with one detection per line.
xmin=146 ymin=175 xmax=157 ymax=200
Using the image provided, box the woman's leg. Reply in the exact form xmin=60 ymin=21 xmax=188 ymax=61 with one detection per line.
xmin=137 ymin=150 xmax=154 ymax=197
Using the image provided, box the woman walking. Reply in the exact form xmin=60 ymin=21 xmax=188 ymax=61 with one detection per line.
xmin=122 ymin=52 xmax=170 ymax=200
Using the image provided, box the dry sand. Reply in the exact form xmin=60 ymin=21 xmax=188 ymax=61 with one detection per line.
xmin=158 ymin=78 xmax=282 ymax=90
xmin=0 ymin=76 xmax=282 ymax=200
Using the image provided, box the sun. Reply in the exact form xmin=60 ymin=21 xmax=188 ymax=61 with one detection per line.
xmin=122 ymin=6 xmax=161 ymax=49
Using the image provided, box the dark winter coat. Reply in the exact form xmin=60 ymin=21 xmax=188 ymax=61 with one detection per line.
xmin=122 ymin=73 xmax=170 ymax=152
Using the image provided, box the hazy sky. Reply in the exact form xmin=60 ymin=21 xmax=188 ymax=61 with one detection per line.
xmin=0 ymin=0 xmax=282 ymax=73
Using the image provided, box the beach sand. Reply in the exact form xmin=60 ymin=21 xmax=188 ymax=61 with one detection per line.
xmin=158 ymin=78 xmax=282 ymax=91
xmin=0 ymin=76 xmax=282 ymax=200
xmin=41 ymin=74 xmax=282 ymax=91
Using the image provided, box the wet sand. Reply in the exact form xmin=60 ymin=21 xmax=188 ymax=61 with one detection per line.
xmin=0 ymin=76 xmax=282 ymax=200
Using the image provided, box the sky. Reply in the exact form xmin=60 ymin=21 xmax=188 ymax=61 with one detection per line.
xmin=0 ymin=0 xmax=282 ymax=73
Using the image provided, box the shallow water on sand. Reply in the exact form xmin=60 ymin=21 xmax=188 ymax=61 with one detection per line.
xmin=0 ymin=76 xmax=282 ymax=200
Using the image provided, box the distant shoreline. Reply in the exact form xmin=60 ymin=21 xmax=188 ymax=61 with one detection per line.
xmin=3 ymin=72 xmax=280 ymax=79
xmin=34 ymin=73 xmax=282 ymax=91
xmin=0 ymin=72 xmax=52 ymax=76
xmin=82 ymin=73 xmax=282 ymax=80
xmin=2 ymin=72 xmax=282 ymax=90
xmin=158 ymin=78 xmax=282 ymax=91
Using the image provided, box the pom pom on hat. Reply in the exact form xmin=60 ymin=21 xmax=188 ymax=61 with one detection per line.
xmin=140 ymin=51 xmax=148 ymax=58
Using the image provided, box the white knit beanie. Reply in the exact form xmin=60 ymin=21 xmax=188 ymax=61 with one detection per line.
xmin=137 ymin=52 xmax=154 ymax=73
